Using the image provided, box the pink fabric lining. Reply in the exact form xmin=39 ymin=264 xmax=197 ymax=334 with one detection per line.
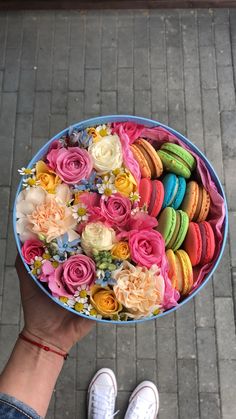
xmin=113 ymin=122 xmax=226 ymax=296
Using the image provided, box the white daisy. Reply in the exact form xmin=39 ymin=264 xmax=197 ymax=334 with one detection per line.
xmin=97 ymin=175 xmax=117 ymax=197
xmin=95 ymin=124 xmax=111 ymax=137
xmin=18 ymin=167 xmax=36 ymax=176
xmin=129 ymin=192 xmax=141 ymax=203
xmin=72 ymin=203 xmax=89 ymax=222
xmin=22 ymin=176 xmax=40 ymax=188
xmin=67 ymin=298 xmax=76 ymax=308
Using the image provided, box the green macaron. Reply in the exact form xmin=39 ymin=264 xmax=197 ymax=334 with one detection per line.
xmin=157 ymin=142 xmax=196 ymax=179
xmin=171 ymin=210 xmax=189 ymax=252
xmin=156 ymin=207 xmax=176 ymax=246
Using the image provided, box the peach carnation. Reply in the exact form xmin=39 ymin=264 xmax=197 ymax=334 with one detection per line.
xmin=113 ymin=261 xmax=165 ymax=319
xmin=16 ymin=184 xmax=79 ymax=243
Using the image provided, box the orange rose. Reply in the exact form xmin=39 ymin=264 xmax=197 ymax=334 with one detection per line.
xmin=114 ymin=171 xmax=137 ymax=197
xmin=90 ymin=285 xmax=123 ymax=319
xmin=111 ymin=241 xmax=130 ymax=260
xmin=36 ymin=160 xmax=61 ymax=193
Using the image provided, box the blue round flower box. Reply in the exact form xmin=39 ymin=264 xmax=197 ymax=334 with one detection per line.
xmin=13 ymin=115 xmax=228 ymax=324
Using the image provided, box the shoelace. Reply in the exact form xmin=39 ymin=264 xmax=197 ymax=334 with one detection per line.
xmin=91 ymin=389 xmax=119 ymax=419
xmin=129 ymin=397 xmax=155 ymax=419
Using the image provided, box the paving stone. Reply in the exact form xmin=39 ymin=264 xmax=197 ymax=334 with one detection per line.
xmin=195 ymin=280 xmax=215 ymax=328
xmin=151 ymin=112 xmax=168 ymax=126
xmin=96 ymin=358 xmax=116 ymax=374
xmin=101 ymin=91 xmax=117 ymax=115
xmin=77 ymin=326 xmax=97 ymax=390
xmin=97 ymin=323 xmax=116 ymax=358
xmin=117 ymin=68 xmax=133 ymax=114
xmin=6 ymin=14 xmax=23 ymax=49
xmin=157 ymin=327 xmax=177 ymax=392
xmin=10 ymin=113 xmax=33 ymax=210
xmin=156 ymin=311 xmax=175 ymax=329
xmin=51 ymin=70 xmax=68 ymax=115
xmin=0 ymin=187 xmax=10 ymax=239
xmin=221 ymin=110 xmax=236 ymax=159
xmin=54 ymin=390 xmax=76 ymax=419
xmin=214 ymin=24 xmax=232 ymax=67
xmin=214 ymin=9 xmax=229 ymax=25
xmin=118 ymin=26 xmax=133 ymax=68
xmin=0 ymin=92 xmax=17 ymax=185
xmin=229 ymin=212 xmax=236 ymax=266
xmin=134 ymin=48 xmax=150 ymax=91
xmin=117 ymin=391 xmax=132 ymax=419
xmin=213 ymin=240 xmax=232 ymax=297
xmin=136 ymin=321 xmax=156 ymax=359
xmin=67 ymin=91 xmax=84 ymax=125
xmin=230 ymin=10 xmax=236 ymax=45
xmin=197 ymin=328 xmax=219 ymax=392
xmin=202 ymin=89 xmax=221 ymax=137
xmin=215 ymin=297 xmax=236 ymax=360
xmin=84 ymin=69 xmax=101 ymax=116
xmin=168 ymin=89 xmax=185 ymax=134
xmin=181 ymin=11 xmax=199 ymax=68
xmin=17 ymin=69 xmax=36 ymax=113
xmin=33 ymin=92 xmax=51 ymax=137
xmin=134 ymin=14 xmax=149 ymax=49
xmin=0 ymin=14 xmax=7 ymax=69
xmin=158 ymin=393 xmax=178 ymax=419
xmin=199 ymin=393 xmax=221 ymax=419
xmin=21 ymin=15 xmax=38 ymax=70
xmin=217 ymin=66 xmax=235 ymax=112
xmin=69 ymin=17 xmax=85 ymax=92
xmin=134 ymin=90 xmax=151 ymax=118
xmin=136 ymin=359 xmax=157 ymax=384
xmin=219 ymin=360 xmax=236 ymax=419
xmin=198 ymin=13 xmax=214 ymax=47
xmin=101 ymin=47 xmax=117 ymax=91
xmin=178 ymin=359 xmax=199 ymax=419
xmin=200 ymin=46 xmax=217 ymax=89
xmin=151 ymin=69 xmax=167 ymax=113
xmin=50 ymin=114 xmax=67 ymax=137
xmin=56 ymin=355 xmax=76 ymax=389
xmin=53 ymin=16 xmax=69 ymax=70
xmin=85 ymin=15 xmax=102 ymax=69
xmin=0 ymin=325 xmax=19 ymax=371
xmin=36 ymin=14 xmax=54 ymax=91
xmin=102 ymin=13 xmax=117 ymax=48
xmin=176 ymin=299 xmax=196 ymax=359
xmin=149 ymin=15 xmax=165 ymax=69
xmin=45 ymin=392 xmax=55 ymax=419
xmin=166 ymin=16 xmax=181 ymax=49
xmin=76 ymin=390 xmax=86 ymax=419
xmin=3 ymin=47 xmax=21 ymax=92
xmin=5 ymin=211 xmax=17 ymax=267
xmin=31 ymin=137 xmax=50 ymax=156
xmin=225 ymin=160 xmax=236 ymax=210
xmin=0 ymin=239 xmax=6 ymax=295
xmin=116 ymin=326 xmax=136 ymax=391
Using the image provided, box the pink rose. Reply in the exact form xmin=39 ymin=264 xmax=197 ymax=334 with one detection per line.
xmin=112 ymin=122 xmax=144 ymax=143
xmin=100 ymin=193 xmax=131 ymax=228
xmin=46 ymin=147 xmax=93 ymax=184
xmin=21 ymin=239 xmax=44 ymax=264
xmin=129 ymin=229 xmax=165 ymax=269
xmin=40 ymin=256 xmax=96 ymax=298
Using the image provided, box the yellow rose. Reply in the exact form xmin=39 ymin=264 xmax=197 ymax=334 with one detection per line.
xmin=90 ymin=285 xmax=123 ymax=319
xmin=113 ymin=261 xmax=165 ymax=319
xmin=88 ymin=134 xmax=123 ymax=173
xmin=111 ymin=241 xmax=130 ymax=260
xmin=81 ymin=222 xmax=116 ymax=255
xmin=114 ymin=171 xmax=137 ymax=197
xmin=36 ymin=161 xmax=61 ymax=193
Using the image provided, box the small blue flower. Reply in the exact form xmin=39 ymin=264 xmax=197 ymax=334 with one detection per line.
xmin=56 ymin=233 xmax=81 ymax=254
xmin=73 ymin=171 xmax=102 ymax=192
xmin=95 ymin=270 xmax=116 ymax=287
xmin=53 ymin=252 xmax=68 ymax=263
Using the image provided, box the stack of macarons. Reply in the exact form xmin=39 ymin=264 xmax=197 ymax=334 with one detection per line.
xmin=131 ymin=138 xmax=163 ymax=178
xmin=130 ymin=139 xmax=216 ymax=298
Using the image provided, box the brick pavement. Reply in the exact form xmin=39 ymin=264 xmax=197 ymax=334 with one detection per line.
xmin=0 ymin=8 xmax=236 ymax=419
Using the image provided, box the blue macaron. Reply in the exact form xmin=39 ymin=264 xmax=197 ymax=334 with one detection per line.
xmin=162 ymin=174 xmax=186 ymax=209
xmin=172 ymin=176 xmax=186 ymax=209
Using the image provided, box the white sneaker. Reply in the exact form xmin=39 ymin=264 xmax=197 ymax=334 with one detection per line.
xmin=124 ymin=381 xmax=159 ymax=419
xmin=87 ymin=368 xmax=118 ymax=419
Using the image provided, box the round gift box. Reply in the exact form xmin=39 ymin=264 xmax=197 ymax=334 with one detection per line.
xmin=13 ymin=115 xmax=228 ymax=324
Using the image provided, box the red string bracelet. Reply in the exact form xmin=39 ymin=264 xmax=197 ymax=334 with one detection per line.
xmin=19 ymin=333 xmax=69 ymax=360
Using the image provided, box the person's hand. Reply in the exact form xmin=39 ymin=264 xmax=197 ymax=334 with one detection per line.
xmin=15 ymin=254 xmax=95 ymax=353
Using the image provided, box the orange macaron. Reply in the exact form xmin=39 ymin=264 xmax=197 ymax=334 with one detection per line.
xmin=181 ymin=181 xmax=210 ymax=222
xmin=166 ymin=249 xmax=193 ymax=296
xmin=130 ymin=138 xmax=163 ymax=179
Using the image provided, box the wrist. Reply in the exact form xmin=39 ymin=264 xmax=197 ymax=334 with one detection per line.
xmin=22 ymin=327 xmax=72 ymax=354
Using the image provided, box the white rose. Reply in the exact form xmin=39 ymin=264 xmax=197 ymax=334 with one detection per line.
xmin=81 ymin=222 xmax=116 ymax=255
xmin=88 ymin=134 xmax=123 ymax=173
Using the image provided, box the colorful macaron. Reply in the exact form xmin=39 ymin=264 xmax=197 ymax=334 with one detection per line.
xmin=183 ymin=221 xmax=215 ymax=266
xmin=157 ymin=142 xmax=196 ymax=179
xmin=157 ymin=207 xmax=189 ymax=250
xmin=162 ymin=173 xmax=186 ymax=209
xmin=166 ymin=249 xmax=193 ymax=296
xmin=181 ymin=181 xmax=210 ymax=222
xmin=131 ymin=138 xmax=163 ymax=178
xmin=138 ymin=178 xmax=164 ymax=217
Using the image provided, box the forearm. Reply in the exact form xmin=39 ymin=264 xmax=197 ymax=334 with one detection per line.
xmin=0 ymin=332 xmax=64 ymax=417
